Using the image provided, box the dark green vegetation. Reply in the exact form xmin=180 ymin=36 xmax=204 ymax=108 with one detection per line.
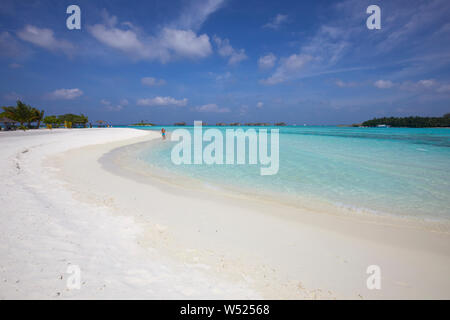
xmin=1 ymin=100 xmax=88 ymax=130
xmin=131 ymin=121 xmax=155 ymax=126
xmin=44 ymin=113 xmax=89 ymax=128
xmin=362 ymin=113 xmax=450 ymax=128
xmin=1 ymin=100 xmax=45 ymax=129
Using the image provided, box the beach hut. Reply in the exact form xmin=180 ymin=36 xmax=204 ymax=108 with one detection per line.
xmin=0 ymin=117 xmax=18 ymax=131
xmin=96 ymin=120 xmax=107 ymax=128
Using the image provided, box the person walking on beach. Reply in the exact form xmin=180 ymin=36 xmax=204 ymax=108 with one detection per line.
xmin=161 ymin=128 xmax=166 ymax=140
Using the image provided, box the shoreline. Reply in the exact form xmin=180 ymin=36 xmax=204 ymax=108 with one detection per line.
xmin=102 ymin=135 xmax=450 ymax=233
xmin=52 ymin=129 xmax=450 ymax=299
xmin=1 ymin=128 xmax=450 ymax=299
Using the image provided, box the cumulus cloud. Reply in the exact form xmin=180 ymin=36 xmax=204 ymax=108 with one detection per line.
xmin=141 ymin=77 xmax=166 ymax=87
xmin=213 ymin=36 xmax=247 ymax=65
xmin=256 ymin=102 xmax=264 ymax=108
xmin=48 ymin=88 xmax=83 ymax=100
xmin=263 ymin=14 xmax=289 ymax=30
xmin=195 ymin=103 xmax=230 ymax=113
xmin=137 ymin=96 xmax=188 ymax=107
xmin=258 ymin=53 xmax=277 ymax=70
xmin=17 ymin=25 xmax=74 ymax=55
xmin=374 ymin=80 xmax=395 ymax=89
xmin=89 ymin=11 xmax=212 ymax=62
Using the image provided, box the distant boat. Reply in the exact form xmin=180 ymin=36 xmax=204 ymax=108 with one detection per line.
xmin=376 ymin=124 xmax=390 ymax=128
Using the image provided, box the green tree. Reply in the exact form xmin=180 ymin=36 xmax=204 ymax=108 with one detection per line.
xmin=32 ymin=108 xmax=45 ymax=129
xmin=58 ymin=113 xmax=89 ymax=127
xmin=43 ymin=115 xmax=61 ymax=127
xmin=2 ymin=100 xmax=34 ymax=126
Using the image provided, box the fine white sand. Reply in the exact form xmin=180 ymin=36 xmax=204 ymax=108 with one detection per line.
xmin=1 ymin=128 xmax=449 ymax=299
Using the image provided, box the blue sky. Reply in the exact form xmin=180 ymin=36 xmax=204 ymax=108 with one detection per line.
xmin=1 ymin=0 xmax=450 ymax=125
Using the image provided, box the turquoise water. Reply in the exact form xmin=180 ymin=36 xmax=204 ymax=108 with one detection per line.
xmin=130 ymin=126 xmax=450 ymax=222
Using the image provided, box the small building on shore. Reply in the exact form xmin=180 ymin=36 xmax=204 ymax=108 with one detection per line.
xmin=0 ymin=117 xmax=18 ymax=131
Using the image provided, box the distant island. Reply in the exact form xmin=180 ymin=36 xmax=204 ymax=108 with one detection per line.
xmin=361 ymin=113 xmax=450 ymax=128
xmin=131 ymin=122 xmax=155 ymax=126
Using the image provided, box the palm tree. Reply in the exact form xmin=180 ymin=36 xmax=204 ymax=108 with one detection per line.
xmin=2 ymin=101 xmax=35 ymax=126
xmin=33 ymin=108 xmax=45 ymax=129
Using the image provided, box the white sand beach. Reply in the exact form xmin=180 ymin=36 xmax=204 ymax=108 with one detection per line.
xmin=1 ymin=128 xmax=449 ymax=299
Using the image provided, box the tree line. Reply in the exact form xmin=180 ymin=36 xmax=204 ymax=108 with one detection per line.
xmin=361 ymin=113 xmax=450 ymax=128
xmin=1 ymin=100 xmax=88 ymax=129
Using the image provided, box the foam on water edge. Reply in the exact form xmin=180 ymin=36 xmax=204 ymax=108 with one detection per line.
xmin=112 ymin=126 xmax=450 ymax=230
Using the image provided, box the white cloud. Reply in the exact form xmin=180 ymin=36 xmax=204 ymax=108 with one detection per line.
xmin=261 ymin=23 xmax=349 ymax=85
xmin=417 ymin=79 xmax=437 ymax=88
xmin=213 ymin=71 xmax=232 ymax=82
xmin=256 ymin=102 xmax=264 ymax=108
xmin=335 ymin=79 xmax=358 ymax=88
xmin=174 ymin=0 xmax=226 ymax=30
xmin=141 ymin=77 xmax=166 ymax=87
xmin=137 ymin=96 xmax=188 ymax=107
xmin=89 ymin=12 xmax=212 ymax=62
xmin=195 ymin=103 xmax=230 ymax=113
xmin=101 ymin=98 xmax=128 ymax=111
xmin=373 ymin=79 xmax=447 ymax=92
xmin=399 ymin=79 xmax=450 ymax=93
xmin=258 ymin=53 xmax=277 ymax=69
xmin=374 ymin=80 xmax=394 ymax=89
xmin=261 ymin=54 xmax=312 ymax=85
xmin=213 ymin=36 xmax=247 ymax=65
xmin=437 ymin=84 xmax=450 ymax=93
xmin=160 ymin=28 xmax=212 ymax=59
xmin=263 ymin=14 xmax=289 ymax=30
xmin=0 ymin=31 xmax=31 ymax=59
xmin=48 ymin=88 xmax=83 ymax=100
xmin=17 ymin=25 xmax=74 ymax=55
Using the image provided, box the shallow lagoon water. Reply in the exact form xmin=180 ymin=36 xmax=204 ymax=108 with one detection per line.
xmin=129 ymin=126 xmax=450 ymax=222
